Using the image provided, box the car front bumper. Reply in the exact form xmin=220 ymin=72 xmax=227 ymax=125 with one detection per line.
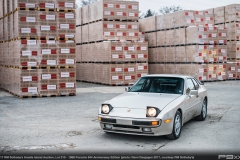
xmin=98 ymin=115 xmax=173 ymax=136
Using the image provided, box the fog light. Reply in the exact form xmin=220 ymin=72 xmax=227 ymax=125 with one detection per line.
xmin=142 ymin=128 xmax=152 ymax=132
xmin=104 ymin=124 xmax=112 ymax=129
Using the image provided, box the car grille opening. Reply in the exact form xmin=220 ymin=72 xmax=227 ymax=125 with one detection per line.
xmin=132 ymin=121 xmax=152 ymax=126
xmin=113 ymin=124 xmax=140 ymax=129
xmin=101 ymin=118 xmax=116 ymax=123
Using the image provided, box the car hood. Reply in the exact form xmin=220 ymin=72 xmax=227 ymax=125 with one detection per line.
xmin=106 ymin=92 xmax=181 ymax=110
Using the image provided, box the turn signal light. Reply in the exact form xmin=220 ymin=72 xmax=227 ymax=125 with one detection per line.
xmin=151 ymin=121 xmax=159 ymax=125
xmin=98 ymin=117 xmax=102 ymax=121
xmin=164 ymin=119 xmax=172 ymax=123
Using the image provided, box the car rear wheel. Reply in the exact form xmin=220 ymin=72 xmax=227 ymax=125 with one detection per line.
xmin=166 ymin=110 xmax=182 ymax=140
xmin=196 ymin=98 xmax=207 ymax=121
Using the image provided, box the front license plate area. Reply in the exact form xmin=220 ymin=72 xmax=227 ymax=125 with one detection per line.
xmin=116 ymin=119 xmax=132 ymax=125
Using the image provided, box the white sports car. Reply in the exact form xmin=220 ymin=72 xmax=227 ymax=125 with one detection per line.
xmin=98 ymin=74 xmax=207 ymax=140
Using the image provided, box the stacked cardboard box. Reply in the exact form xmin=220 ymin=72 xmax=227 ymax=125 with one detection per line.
xmin=149 ymin=63 xmax=227 ymax=81
xmin=214 ymin=4 xmax=240 ymax=79
xmin=225 ymin=21 xmax=240 ymax=77
xmin=227 ymin=60 xmax=240 ymax=79
xmin=76 ymin=63 xmax=147 ymax=85
xmin=140 ymin=8 xmax=228 ymax=81
xmin=81 ymin=41 xmax=148 ymax=62
xmin=0 ymin=0 xmax=76 ymax=97
xmin=76 ymin=0 xmax=148 ymax=85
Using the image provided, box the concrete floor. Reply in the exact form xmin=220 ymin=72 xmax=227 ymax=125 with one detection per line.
xmin=0 ymin=81 xmax=240 ymax=157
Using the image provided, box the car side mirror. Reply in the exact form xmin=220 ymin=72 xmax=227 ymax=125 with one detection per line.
xmin=125 ymin=87 xmax=130 ymax=92
xmin=200 ymin=81 xmax=204 ymax=85
xmin=190 ymin=90 xmax=198 ymax=96
xmin=195 ymin=85 xmax=199 ymax=90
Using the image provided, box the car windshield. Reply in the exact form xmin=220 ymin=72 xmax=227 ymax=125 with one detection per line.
xmin=129 ymin=77 xmax=184 ymax=94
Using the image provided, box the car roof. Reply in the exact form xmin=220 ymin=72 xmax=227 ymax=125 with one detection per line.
xmin=142 ymin=74 xmax=192 ymax=79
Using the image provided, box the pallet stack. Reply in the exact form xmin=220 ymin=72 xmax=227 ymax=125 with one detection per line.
xmin=0 ymin=0 xmax=76 ymax=98
xmin=140 ymin=9 xmax=228 ymax=81
xmin=214 ymin=4 xmax=240 ymax=80
xmin=76 ymin=0 xmax=148 ymax=85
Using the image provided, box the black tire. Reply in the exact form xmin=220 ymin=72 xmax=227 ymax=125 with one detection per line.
xmin=195 ymin=98 xmax=207 ymax=121
xmin=166 ymin=110 xmax=182 ymax=140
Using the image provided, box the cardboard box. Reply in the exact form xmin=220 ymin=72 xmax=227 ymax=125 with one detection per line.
xmin=145 ymin=32 xmax=157 ymax=47
xmin=165 ymin=30 xmax=175 ymax=45
xmin=175 ymin=28 xmax=186 ymax=45
xmin=149 ymin=64 xmax=165 ymax=74
xmin=186 ymin=45 xmax=207 ymax=63
xmin=156 ymin=14 xmax=165 ymax=30
xmin=148 ymin=48 xmax=157 ymax=62
xmin=227 ymin=41 xmax=240 ymax=59
xmin=57 ymin=1 xmax=75 ymax=10
xmin=236 ymin=61 xmax=240 ymax=79
xmin=204 ymin=8 xmax=214 ymax=25
xmin=214 ymin=6 xmax=225 ymax=24
xmin=139 ymin=16 xmax=156 ymax=32
xmin=166 ymin=47 xmax=175 ymax=62
xmin=226 ymin=61 xmax=237 ymax=79
xmin=225 ymin=22 xmax=240 ymax=41
xmin=76 ymin=8 xmax=82 ymax=25
xmin=217 ymin=63 xmax=227 ymax=80
xmin=196 ymin=63 xmax=208 ymax=81
xmin=175 ymin=46 xmax=186 ymax=62
xmin=76 ymin=45 xmax=82 ymax=62
xmin=156 ymin=47 xmax=166 ymax=62
xmin=207 ymin=63 xmax=218 ymax=80
xmin=156 ymin=30 xmax=165 ymax=46
xmin=76 ymin=26 xmax=82 ymax=44
xmin=225 ymin=4 xmax=240 ymax=22
xmin=194 ymin=11 xmax=205 ymax=26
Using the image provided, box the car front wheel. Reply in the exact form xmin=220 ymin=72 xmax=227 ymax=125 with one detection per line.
xmin=166 ymin=110 xmax=182 ymax=140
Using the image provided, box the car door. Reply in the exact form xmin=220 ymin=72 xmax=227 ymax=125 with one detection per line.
xmin=183 ymin=78 xmax=199 ymax=123
xmin=191 ymin=78 xmax=202 ymax=110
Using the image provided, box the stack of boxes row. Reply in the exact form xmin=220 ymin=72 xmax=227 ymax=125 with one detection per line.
xmin=0 ymin=0 xmax=77 ymax=97
xmin=140 ymin=9 xmax=228 ymax=81
xmin=76 ymin=0 xmax=148 ymax=85
xmin=214 ymin=4 xmax=240 ymax=79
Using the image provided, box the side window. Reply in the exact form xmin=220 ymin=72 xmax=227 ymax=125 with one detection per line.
xmin=186 ymin=79 xmax=195 ymax=93
xmin=130 ymin=78 xmax=150 ymax=92
xmin=191 ymin=78 xmax=199 ymax=90
xmin=193 ymin=77 xmax=201 ymax=85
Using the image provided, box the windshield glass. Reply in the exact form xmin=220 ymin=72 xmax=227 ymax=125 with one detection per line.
xmin=129 ymin=77 xmax=184 ymax=94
